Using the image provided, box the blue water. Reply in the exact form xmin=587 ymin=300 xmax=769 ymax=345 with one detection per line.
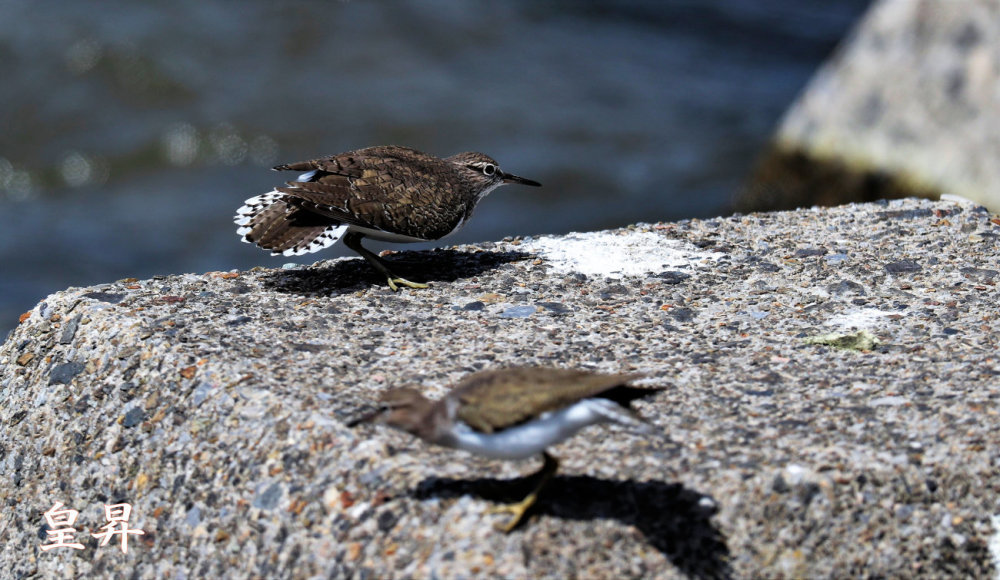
xmin=0 ymin=0 xmax=870 ymax=336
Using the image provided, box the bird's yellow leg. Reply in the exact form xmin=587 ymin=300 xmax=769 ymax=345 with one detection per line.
xmin=343 ymin=232 xmax=429 ymax=291
xmin=486 ymin=452 xmax=559 ymax=533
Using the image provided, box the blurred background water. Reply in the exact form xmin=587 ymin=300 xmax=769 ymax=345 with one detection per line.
xmin=0 ymin=0 xmax=870 ymax=336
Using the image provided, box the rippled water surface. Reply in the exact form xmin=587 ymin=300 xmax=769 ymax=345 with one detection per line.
xmin=0 ymin=0 xmax=870 ymax=335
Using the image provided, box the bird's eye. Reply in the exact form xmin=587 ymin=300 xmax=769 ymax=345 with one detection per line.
xmin=482 ymin=164 xmax=497 ymax=176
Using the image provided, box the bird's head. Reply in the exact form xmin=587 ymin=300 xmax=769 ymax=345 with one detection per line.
xmin=447 ymin=151 xmax=541 ymax=197
xmin=347 ymin=387 xmax=436 ymax=436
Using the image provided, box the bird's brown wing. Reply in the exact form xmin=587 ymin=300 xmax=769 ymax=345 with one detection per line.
xmin=274 ymin=145 xmax=424 ymax=177
xmin=451 ymin=367 xmax=653 ymax=433
xmin=273 ymin=146 xmax=468 ymax=239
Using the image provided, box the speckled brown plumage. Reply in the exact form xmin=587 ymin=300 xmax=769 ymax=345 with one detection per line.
xmin=450 ymin=367 xmax=654 ymax=433
xmin=234 ymin=145 xmax=540 ymax=290
xmin=274 ymin=147 xmax=476 ymax=241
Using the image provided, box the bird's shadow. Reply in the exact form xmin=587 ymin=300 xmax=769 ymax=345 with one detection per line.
xmin=262 ymin=248 xmax=533 ymax=296
xmin=414 ymin=473 xmax=731 ymax=580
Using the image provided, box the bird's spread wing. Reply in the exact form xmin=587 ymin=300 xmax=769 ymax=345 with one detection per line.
xmin=451 ymin=367 xmax=654 ymax=433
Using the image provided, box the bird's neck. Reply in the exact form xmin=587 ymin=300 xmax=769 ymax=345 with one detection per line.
xmin=474 ymin=181 xmax=504 ymax=203
xmin=406 ymin=398 xmax=456 ymax=445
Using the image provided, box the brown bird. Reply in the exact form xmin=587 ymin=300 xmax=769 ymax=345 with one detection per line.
xmin=349 ymin=367 xmax=662 ymax=532
xmin=234 ymin=145 xmax=540 ymax=290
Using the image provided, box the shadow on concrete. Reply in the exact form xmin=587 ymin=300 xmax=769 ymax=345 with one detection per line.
xmin=415 ymin=473 xmax=731 ymax=580
xmin=262 ymin=249 xmax=533 ymax=295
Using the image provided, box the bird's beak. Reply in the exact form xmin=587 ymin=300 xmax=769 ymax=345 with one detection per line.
xmin=345 ymin=407 xmax=382 ymax=427
xmin=501 ymin=171 xmax=541 ymax=187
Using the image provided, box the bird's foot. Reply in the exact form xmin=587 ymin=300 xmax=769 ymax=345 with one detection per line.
xmin=484 ymin=492 xmax=541 ymax=533
xmin=386 ymin=277 xmax=430 ymax=292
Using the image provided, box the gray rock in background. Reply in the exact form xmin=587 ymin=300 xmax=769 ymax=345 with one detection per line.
xmin=2 ymin=198 xmax=999 ymax=578
xmin=741 ymin=0 xmax=1000 ymax=213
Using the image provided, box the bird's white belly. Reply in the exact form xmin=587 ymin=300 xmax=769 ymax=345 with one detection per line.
xmin=445 ymin=399 xmax=613 ymax=461
xmin=347 ymin=225 xmax=429 ymax=243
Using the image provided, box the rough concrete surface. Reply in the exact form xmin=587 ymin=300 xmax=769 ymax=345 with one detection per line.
xmin=2 ymin=198 xmax=999 ymax=578
xmin=743 ymin=0 xmax=1000 ymax=212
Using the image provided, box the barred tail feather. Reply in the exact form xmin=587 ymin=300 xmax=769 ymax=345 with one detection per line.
xmin=584 ymin=398 xmax=655 ymax=434
xmin=275 ymin=223 xmax=347 ymax=256
xmin=234 ymin=190 xmax=285 ymax=225
xmin=234 ymin=190 xmax=347 ymax=256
